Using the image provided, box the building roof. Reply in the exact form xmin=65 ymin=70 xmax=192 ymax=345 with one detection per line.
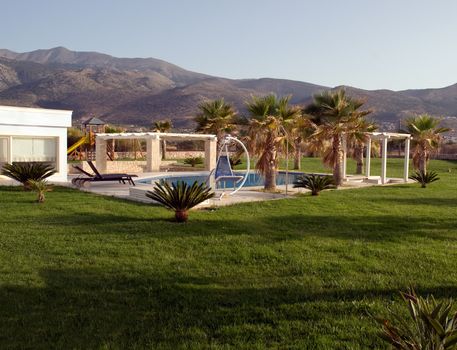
xmin=83 ymin=117 xmax=106 ymax=126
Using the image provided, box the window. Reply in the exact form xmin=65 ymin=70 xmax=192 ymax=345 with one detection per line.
xmin=11 ymin=137 xmax=57 ymax=167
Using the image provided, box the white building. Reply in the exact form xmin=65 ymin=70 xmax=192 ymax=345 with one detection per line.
xmin=0 ymin=105 xmax=72 ymax=182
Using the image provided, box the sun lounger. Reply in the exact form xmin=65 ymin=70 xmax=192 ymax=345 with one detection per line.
xmin=71 ymin=161 xmax=137 ymax=187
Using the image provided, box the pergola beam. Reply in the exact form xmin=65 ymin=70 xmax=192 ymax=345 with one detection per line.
xmin=95 ymin=132 xmax=218 ymax=173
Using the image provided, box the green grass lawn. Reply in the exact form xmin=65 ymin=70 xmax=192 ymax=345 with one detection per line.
xmin=237 ymin=155 xmax=420 ymax=179
xmin=1 ymin=159 xmax=456 ymax=349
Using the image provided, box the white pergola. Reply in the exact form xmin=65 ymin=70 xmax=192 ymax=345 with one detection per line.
xmin=95 ymin=132 xmax=217 ymax=173
xmin=342 ymin=132 xmax=411 ymax=184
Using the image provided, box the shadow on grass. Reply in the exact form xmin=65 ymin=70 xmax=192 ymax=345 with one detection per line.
xmin=11 ymin=211 xmax=456 ymax=243
xmin=1 ymin=268 xmax=457 ymax=349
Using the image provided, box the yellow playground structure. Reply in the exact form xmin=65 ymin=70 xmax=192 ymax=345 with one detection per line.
xmin=67 ymin=117 xmax=109 ymax=160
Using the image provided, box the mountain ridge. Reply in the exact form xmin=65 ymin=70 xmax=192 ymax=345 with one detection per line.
xmin=0 ymin=47 xmax=456 ymax=133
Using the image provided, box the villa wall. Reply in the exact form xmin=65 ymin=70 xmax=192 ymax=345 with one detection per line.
xmin=0 ymin=105 xmax=72 ymax=182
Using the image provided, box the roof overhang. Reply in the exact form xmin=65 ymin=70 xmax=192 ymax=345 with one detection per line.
xmin=95 ymin=132 xmax=217 ymax=141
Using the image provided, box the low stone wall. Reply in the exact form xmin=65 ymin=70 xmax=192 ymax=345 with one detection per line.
xmin=113 ymin=151 xmax=204 ymax=160
xmin=69 ymin=161 xmax=147 ymax=174
xmin=432 ymin=154 xmax=457 ymax=160
xmin=164 ymin=151 xmax=205 ymax=159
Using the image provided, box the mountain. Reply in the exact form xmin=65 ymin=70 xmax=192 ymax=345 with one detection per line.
xmin=0 ymin=47 xmax=456 ymax=133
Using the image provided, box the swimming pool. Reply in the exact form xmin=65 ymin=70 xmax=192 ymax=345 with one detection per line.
xmin=137 ymin=171 xmax=304 ymax=189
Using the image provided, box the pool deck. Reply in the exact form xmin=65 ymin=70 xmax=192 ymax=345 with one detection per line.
xmin=64 ymin=171 xmax=385 ymax=208
xmin=1 ymin=171 xmax=412 ymax=208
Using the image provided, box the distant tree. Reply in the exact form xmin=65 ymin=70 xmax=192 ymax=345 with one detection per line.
xmin=245 ymin=94 xmax=301 ymax=191
xmin=403 ymin=114 xmax=450 ymax=173
xmin=152 ymin=119 xmax=173 ymax=160
xmin=347 ymin=118 xmax=377 ymax=174
xmin=194 ymin=98 xmax=237 ymax=151
xmin=288 ymin=113 xmax=313 ymax=170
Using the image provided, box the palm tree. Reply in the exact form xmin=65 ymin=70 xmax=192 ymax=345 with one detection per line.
xmin=152 ymin=119 xmax=173 ymax=160
xmin=404 ymin=114 xmax=450 ymax=173
xmin=246 ymin=94 xmax=301 ymax=191
xmin=305 ymin=89 xmax=371 ymax=186
xmin=194 ymin=98 xmax=237 ymax=151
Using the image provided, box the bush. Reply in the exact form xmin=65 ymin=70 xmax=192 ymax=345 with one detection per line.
xmin=409 ymin=170 xmax=440 ymax=188
xmin=183 ymin=156 xmax=204 ymax=167
xmin=376 ymin=288 xmax=457 ymax=349
xmin=1 ymin=162 xmax=56 ymax=190
xmin=145 ymin=181 xmax=214 ymax=222
xmin=293 ymin=174 xmax=335 ymax=195
xmin=229 ymin=156 xmax=242 ymax=167
xmin=28 ymin=179 xmax=53 ymax=203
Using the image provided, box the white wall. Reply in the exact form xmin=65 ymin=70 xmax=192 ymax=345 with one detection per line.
xmin=0 ymin=106 xmax=72 ymax=182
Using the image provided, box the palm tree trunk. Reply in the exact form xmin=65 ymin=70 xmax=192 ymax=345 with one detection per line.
xmin=293 ymin=138 xmax=301 ymax=170
xmin=419 ymin=149 xmax=427 ymax=173
xmin=264 ymin=135 xmax=277 ymax=191
xmin=355 ymin=144 xmax=363 ymax=175
xmin=161 ymin=140 xmax=167 ymax=160
xmin=333 ymin=134 xmax=343 ymax=186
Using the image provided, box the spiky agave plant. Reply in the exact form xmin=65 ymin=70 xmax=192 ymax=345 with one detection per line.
xmin=376 ymin=288 xmax=457 ymax=349
xmin=293 ymin=174 xmax=335 ymax=196
xmin=1 ymin=162 xmax=56 ymax=190
xmin=409 ymin=170 xmax=440 ymax=188
xmin=146 ymin=181 xmax=215 ymax=222
xmin=27 ymin=179 xmax=53 ymax=203
xmin=183 ymin=156 xmax=204 ymax=168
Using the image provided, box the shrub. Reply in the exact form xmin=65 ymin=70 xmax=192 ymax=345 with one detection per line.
xmin=229 ymin=156 xmax=242 ymax=167
xmin=1 ymin=162 xmax=56 ymax=190
xmin=145 ymin=181 xmax=214 ymax=222
xmin=293 ymin=174 xmax=335 ymax=196
xmin=376 ymin=288 xmax=457 ymax=349
xmin=409 ymin=170 xmax=440 ymax=188
xmin=28 ymin=179 xmax=53 ymax=203
xmin=183 ymin=156 xmax=204 ymax=167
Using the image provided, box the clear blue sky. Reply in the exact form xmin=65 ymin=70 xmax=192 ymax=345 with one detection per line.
xmin=2 ymin=0 xmax=457 ymax=91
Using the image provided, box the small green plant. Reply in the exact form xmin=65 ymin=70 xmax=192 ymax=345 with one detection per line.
xmin=145 ymin=181 xmax=215 ymax=222
xmin=293 ymin=174 xmax=335 ymax=195
xmin=409 ymin=170 xmax=440 ymax=188
xmin=1 ymin=162 xmax=56 ymax=190
xmin=28 ymin=179 xmax=53 ymax=203
xmin=229 ymin=156 xmax=242 ymax=167
xmin=376 ymin=288 xmax=457 ymax=349
xmin=183 ymin=156 xmax=204 ymax=168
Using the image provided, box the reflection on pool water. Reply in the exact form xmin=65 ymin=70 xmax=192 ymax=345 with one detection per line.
xmin=137 ymin=171 xmax=304 ymax=189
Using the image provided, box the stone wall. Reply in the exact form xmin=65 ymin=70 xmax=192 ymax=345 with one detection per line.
xmin=113 ymin=150 xmax=204 ymax=160
xmin=69 ymin=161 xmax=147 ymax=174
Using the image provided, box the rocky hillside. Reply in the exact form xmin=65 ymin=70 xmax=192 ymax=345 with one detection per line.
xmin=0 ymin=47 xmax=456 ymax=134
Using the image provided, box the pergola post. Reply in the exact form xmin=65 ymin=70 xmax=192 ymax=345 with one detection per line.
xmin=204 ymin=137 xmax=217 ymax=171
xmin=95 ymin=136 xmax=107 ymax=173
xmin=146 ymin=136 xmax=161 ymax=172
xmin=403 ymin=137 xmax=410 ymax=182
xmin=342 ymin=134 xmax=347 ymax=180
xmin=365 ymin=137 xmax=371 ymax=177
xmin=381 ymin=137 xmax=388 ymax=184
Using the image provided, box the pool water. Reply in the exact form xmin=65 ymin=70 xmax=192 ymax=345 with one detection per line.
xmin=138 ymin=171 xmax=304 ymax=189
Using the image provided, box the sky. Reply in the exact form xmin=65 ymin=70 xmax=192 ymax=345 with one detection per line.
xmin=2 ymin=0 xmax=457 ymax=91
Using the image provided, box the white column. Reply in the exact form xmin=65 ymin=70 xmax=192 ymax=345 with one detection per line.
xmin=7 ymin=136 xmax=12 ymax=164
xmin=342 ymin=134 xmax=347 ymax=180
xmin=365 ymin=137 xmax=371 ymax=177
xmin=381 ymin=137 xmax=388 ymax=184
xmin=146 ymin=136 xmax=161 ymax=172
xmin=403 ymin=137 xmax=410 ymax=182
xmin=204 ymin=137 xmax=217 ymax=171
xmin=95 ymin=137 xmax=107 ymax=173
